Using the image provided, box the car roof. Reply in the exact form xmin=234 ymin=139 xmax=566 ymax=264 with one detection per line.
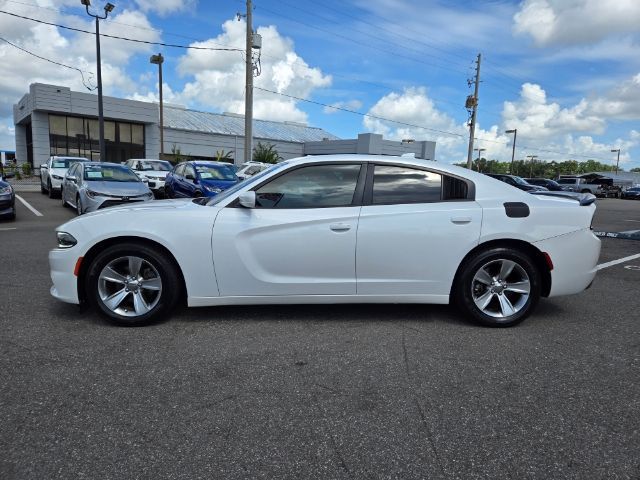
xmin=190 ymin=160 xmax=234 ymax=167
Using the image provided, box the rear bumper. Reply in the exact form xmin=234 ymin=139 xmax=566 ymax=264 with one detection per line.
xmin=534 ymin=229 xmax=601 ymax=297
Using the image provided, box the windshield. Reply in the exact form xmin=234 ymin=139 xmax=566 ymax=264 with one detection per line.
xmin=512 ymin=176 xmax=529 ymax=186
xmin=140 ymin=160 xmax=172 ymax=171
xmin=205 ymin=162 xmax=289 ymax=206
xmin=196 ymin=164 xmax=237 ymax=181
xmin=84 ymin=164 xmax=140 ymax=182
xmin=52 ymin=158 xmax=88 ymax=169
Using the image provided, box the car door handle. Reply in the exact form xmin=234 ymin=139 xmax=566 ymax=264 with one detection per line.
xmin=450 ymin=216 xmax=472 ymax=224
xmin=330 ymin=223 xmax=351 ymax=232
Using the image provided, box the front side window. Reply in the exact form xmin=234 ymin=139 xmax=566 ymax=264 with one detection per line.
xmin=372 ymin=165 xmax=441 ymax=204
xmin=255 ymin=164 xmax=361 ymax=209
xmin=174 ymin=164 xmax=185 ymax=177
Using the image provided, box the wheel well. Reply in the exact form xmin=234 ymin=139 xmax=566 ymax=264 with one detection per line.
xmin=450 ymin=239 xmax=552 ymax=299
xmin=77 ymin=236 xmax=188 ymax=306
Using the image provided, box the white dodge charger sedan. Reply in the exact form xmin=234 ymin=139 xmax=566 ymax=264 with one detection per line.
xmin=49 ymin=155 xmax=601 ymax=327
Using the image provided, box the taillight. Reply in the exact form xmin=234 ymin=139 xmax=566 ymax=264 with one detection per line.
xmin=543 ymin=252 xmax=554 ymax=271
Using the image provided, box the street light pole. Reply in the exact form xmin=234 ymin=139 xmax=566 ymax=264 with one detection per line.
xmin=505 ymin=128 xmax=517 ymax=174
xmin=611 ymin=149 xmax=621 ymax=175
xmin=473 ymin=147 xmax=486 ymax=172
xmin=82 ymin=0 xmax=115 ymax=162
xmin=150 ymin=53 xmax=164 ymax=158
xmin=526 ymin=155 xmax=538 ymax=177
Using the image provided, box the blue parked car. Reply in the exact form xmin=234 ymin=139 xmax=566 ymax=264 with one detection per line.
xmin=165 ymin=160 xmax=239 ymax=198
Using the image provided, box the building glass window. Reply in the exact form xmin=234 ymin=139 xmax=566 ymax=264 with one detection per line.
xmin=48 ymin=115 xmax=145 ymax=163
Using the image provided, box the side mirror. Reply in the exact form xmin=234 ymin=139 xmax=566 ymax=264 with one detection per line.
xmin=238 ymin=191 xmax=256 ymax=208
xmin=67 ymin=175 xmax=77 ymax=183
xmin=185 ymin=173 xmax=195 ymax=181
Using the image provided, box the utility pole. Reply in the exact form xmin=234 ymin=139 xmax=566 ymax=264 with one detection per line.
xmin=505 ymin=128 xmax=517 ymax=174
xmin=244 ymin=0 xmax=253 ymax=164
xmin=466 ymin=53 xmax=481 ymax=169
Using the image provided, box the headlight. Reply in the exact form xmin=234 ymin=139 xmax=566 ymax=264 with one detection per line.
xmin=85 ymin=190 xmax=106 ymax=199
xmin=204 ymin=185 xmax=222 ymax=193
xmin=52 ymin=174 xmax=64 ymax=180
xmin=0 ymin=185 xmax=11 ymax=195
xmin=56 ymin=232 xmax=77 ymax=249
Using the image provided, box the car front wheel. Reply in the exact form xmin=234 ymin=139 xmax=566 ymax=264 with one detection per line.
xmin=454 ymin=248 xmax=541 ymax=327
xmin=85 ymin=243 xmax=181 ymax=326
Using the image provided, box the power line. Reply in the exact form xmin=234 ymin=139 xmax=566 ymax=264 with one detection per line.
xmin=254 ymin=4 xmax=470 ymax=76
xmin=0 ymin=35 xmax=96 ymax=90
xmin=0 ymin=10 xmax=243 ymax=52
xmin=255 ymin=86 xmax=616 ymax=162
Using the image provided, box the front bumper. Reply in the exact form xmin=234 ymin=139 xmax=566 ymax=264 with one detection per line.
xmin=82 ymin=193 xmax=153 ymax=212
xmin=146 ymin=178 xmax=166 ymax=192
xmin=0 ymin=195 xmax=14 ymax=217
xmin=49 ymin=248 xmax=80 ymax=304
xmin=534 ymin=228 xmax=601 ymax=297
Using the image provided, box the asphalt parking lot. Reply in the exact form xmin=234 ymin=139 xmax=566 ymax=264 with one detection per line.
xmin=1 ymin=192 xmax=639 ymax=479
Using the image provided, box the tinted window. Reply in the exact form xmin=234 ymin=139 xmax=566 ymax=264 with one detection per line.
xmin=557 ymin=179 xmax=577 ymax=184
xmin=255 ymin=164 xmax=361 ymax=209
xmin=83 ymin=165 xmax=140 ymax=182
xmin=372 ymin=165 xmax=441 ymax=204
xmin=175 ymin=164 xmax=185 ymax=176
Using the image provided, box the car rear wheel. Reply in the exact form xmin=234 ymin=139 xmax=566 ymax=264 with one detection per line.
xmin=48 ymin=179 xmax=55 ymax=198
xmin=454 ymin=247 xmax=541 ymax=327
xmin=85 ymin=243 xmax=181 ymax=326
xmin=165 ymin=185 xmax=174 ymax=198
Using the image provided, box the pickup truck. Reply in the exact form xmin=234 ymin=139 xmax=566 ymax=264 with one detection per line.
xmin=556 ymin=177 xmax=604 ymax=196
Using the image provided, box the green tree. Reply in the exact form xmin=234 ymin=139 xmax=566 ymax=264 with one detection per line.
xmin=252 ymin=142 xmax=282 ymax=164
xmin=630 ymin=167 xmax=640 ymax=173
xmin=214 ymin=149 xmax=233 ymax=163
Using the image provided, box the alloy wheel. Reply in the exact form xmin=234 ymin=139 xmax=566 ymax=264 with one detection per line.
xmin=471 ymin=258 xmax=531 ymax=319
xmin=97 ymin=256 xmax=163 ymax=317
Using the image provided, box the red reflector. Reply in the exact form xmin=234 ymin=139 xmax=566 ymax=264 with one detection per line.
xmin=543 ymin=252 xmax=554 ymax=271
xmin=74 ymin=257 xmax=83 ymax=277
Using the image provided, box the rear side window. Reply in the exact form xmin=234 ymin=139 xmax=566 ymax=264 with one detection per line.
xmin=174 ymin=164 xmax=185 ymax=176
xmin=255 ymin=164 xmax=361 ymax=209
xmin=372 ymin=165 xmax=441 ymax=204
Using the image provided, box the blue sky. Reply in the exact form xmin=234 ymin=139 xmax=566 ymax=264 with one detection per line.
xmin=0 ymin=0 xmax=639 ymax=169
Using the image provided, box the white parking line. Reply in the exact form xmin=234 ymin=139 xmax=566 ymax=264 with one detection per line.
xmin=0 ymin=227 xmax=17 ymax=231
xmin=15 ymin=195 xmax=43 ymax=217
xmin=597 ymin=253 xmax=640 ymax=271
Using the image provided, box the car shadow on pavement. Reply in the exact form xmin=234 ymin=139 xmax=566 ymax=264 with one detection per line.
xmin=176 ymin=303 xmax=470 ymax=327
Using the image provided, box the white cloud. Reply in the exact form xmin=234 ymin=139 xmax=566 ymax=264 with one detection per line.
xmin=134 ymin=0 xmax=196 ymax=16
xmin=175 ymin=19 xmax=331 ymax=123
xmin=587 ymin=73 xmax=640 ymax=120
xmin=502 ymin=83 xmax=605 ymax=139
xmin=514 ymin=0 xmax=640 ymax=46
xmin=323 ymin=100 xmax=363 ymax=114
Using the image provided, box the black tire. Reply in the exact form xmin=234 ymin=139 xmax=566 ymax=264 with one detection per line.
xmin=76 ymin=196 xmax=83 ymax=215
xmin=61 ymin=188 xmax=67 ymax=207
xmin=453 ymin=247 xmax=541 ymax=327
xmin=48 ymin=179 xmax=55 ymax=198
xmin=165 ymin=186 xmax=174 ymax=198
xmin=85 ymin=242 xmax=181 ymax=326
xmin=194 ymin=190 xmax=202 ymax=198
xmin=41 ymin=179 xmax=47 ymax=194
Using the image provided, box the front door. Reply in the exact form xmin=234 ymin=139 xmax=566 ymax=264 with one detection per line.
xmin=212 ymin=163 xmax=364 ymax=296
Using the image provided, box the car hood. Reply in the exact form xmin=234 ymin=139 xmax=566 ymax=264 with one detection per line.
xmin=50 ymin=168 xmax=69 ymax=177
xmin=59 ymin=199 xmax=204 ymax=225
xmin=84 ymin=181 xmax=149 ymax=195
xmin=201 ymin=179 xmax=237 ymax=190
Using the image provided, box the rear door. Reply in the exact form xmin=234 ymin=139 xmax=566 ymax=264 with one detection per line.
xmin=212 ymin=163 xmax=365 ymax=296
xmin=356 ymin=164 xmax=482 ymax=296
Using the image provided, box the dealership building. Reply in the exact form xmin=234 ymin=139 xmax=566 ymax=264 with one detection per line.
xmin=13 ymin=83 xmax=436 ymax=168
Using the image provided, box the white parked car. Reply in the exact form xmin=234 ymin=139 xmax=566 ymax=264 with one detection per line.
xmin=41 ymin=156 xmax=89 ymax=198
xmin=49 ymin=155 xmax=601 ymax=327
xmin=236 ymin=161 xmax=269 ymax=180
xmin=124 ymin=159 xmax=173 ymax=197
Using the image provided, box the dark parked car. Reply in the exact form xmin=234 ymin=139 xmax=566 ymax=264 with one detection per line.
xmin=165 ymin=160 xmax=239 ymax=198
xmin=0 ymin=176 xmax=16 ymax=220
xmin=485 ymin=174 xmax=547 ymax=192
xmin=621 ymin=187 xmax=640 ymax=200
xmin=524 ymin=178 xmax=563 ymax=191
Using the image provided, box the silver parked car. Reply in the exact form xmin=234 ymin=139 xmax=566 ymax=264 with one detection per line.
xmin=61 ymin=162 xmax=154 ymax=215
